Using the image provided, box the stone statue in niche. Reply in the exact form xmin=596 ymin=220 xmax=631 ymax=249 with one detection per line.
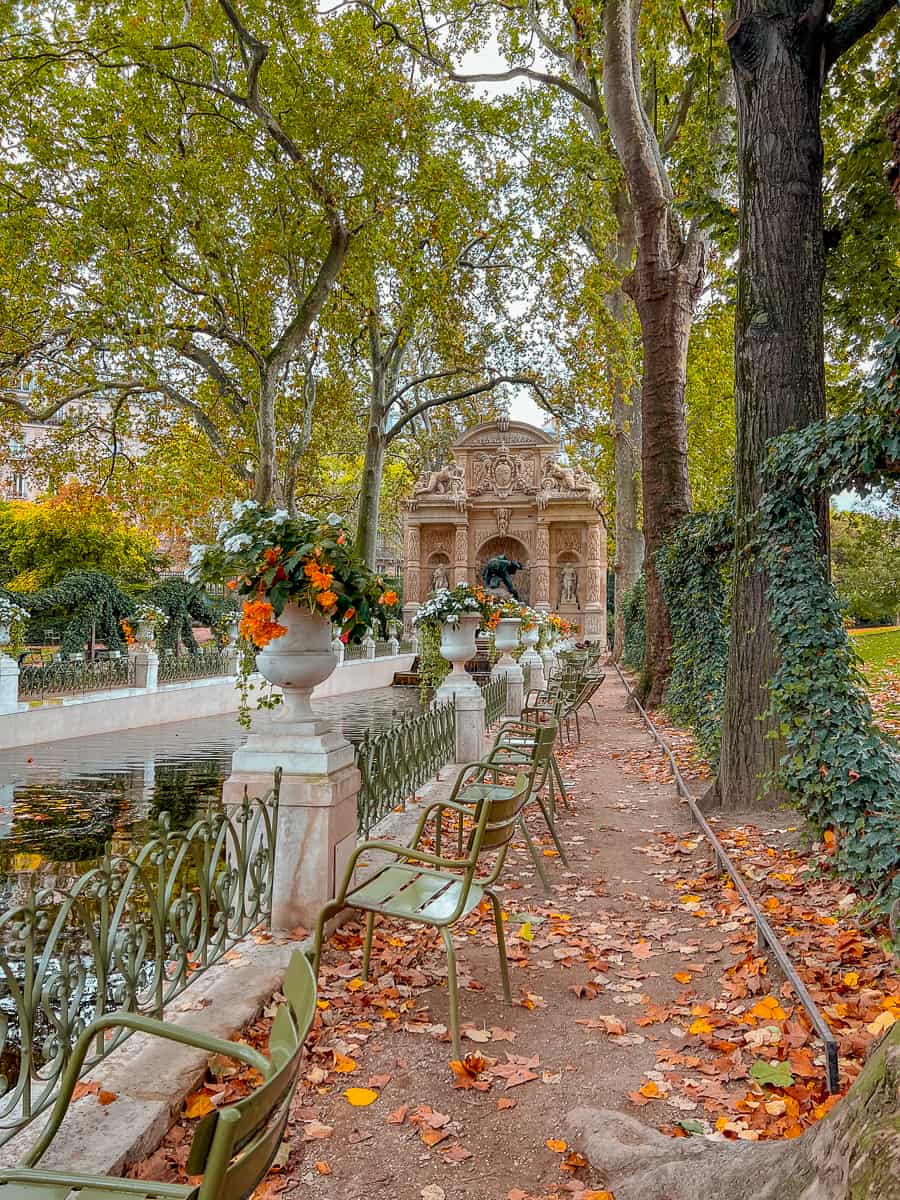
xmin=431 ymin=563 xmax=450 ymax=592
xmin=559 ymin=564 xmax=579 ymax=606
xmin=481 ymin=555 xmax=523 ymax=600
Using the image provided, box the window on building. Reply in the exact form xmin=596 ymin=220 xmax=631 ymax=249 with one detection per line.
xmin=9 ymin=473 xmax=26 ymax=499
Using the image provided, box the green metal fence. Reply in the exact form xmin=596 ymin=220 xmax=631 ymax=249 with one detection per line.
xmin=18 ymin=654 xmax=135 ymax=701
xmin=0 ymin=782 xmax=279 ymax=1147
xmin=482 ymin=673 xmax=508 ymax=727
xmin=157 ymin=645 xmax=234 ymax=683
xmin=355 ymin=700 xmax=456 ymax=835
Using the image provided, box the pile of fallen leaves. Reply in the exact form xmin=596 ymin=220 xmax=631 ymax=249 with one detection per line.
xmin=630 ymin=822 xmax=899 ymax=1142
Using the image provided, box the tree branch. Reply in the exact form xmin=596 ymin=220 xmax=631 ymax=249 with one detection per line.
xmin=385 ymin=375 xmax=545 ymax=443
xmin=825 ymin=0 xmax=896 ymax=68
xmin=266 ymin=215 xmax=350 ymax=374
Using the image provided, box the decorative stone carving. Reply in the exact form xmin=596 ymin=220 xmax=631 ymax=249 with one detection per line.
xmin=469 ymin=448 xmax=539 ymax=498
xmin=538 ymin=460 xmax=603 ymax=511
xmin=554 ymin=527 xmax=582 ymax=555
xmin=431 ymin=563 xmax=450 ymax=592
xmin=401 ymin=416 xmax=608 ymax=638
xmin=411 ymin=460 xmax=467 ymax=511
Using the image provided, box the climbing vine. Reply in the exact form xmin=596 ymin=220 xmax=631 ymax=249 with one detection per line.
xmin=656 ymin=511 xmax=732 ymax=765
xmin=620 ymin=576 xmax=646 ymax=672
xmin=758 ymin=323 xmax=900 ymax=903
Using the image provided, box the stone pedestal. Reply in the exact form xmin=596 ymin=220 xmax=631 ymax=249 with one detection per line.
xmin=0 ymin=654 xmax=20 ymax=714
xmin=541 ymin=647 xmax=556 ymax=679
xmin=131 ymin=648 xmax=158 ymax=690
xmin=520 ymin=648 xmax=545 ymax=693
xmin=223 ymin=761 xmax=359 ymax=931
xmin=454 ymin=689 xmax=485 ymax=763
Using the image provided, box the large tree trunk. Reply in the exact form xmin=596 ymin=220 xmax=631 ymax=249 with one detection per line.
xmin=567 ymin=1024 xmax=900 ymax=1200
xmin=627 ymin=245 xmax=700 ymax=704
xmin=603 ymin=0 xmax=701 ymax=706
xmin=253 ymin=370 xmax=277 ymax=505
xmin=356 ymin=394 xmax=386 ymax=568
xmin=606 ymin=193 xmax=645 ymax=664
xmin=713 ymin=2 xmax=828 ymax=810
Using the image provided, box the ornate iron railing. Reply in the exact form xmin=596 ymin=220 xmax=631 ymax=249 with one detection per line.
xmin=398 ymin=639 xmax=414 ymax=654
xmin=482 ymin=674 xmax=508 ymax=727
xmin=374 ymin=641 xmax=393 ymax=658
xmin=0 ymin=782 xmax=279 ymax=1146
xmin=157 ymin=646 xmax=234 ymax=683
xmin=18 ymin=655 xmax=135 ymax=701
xmin=355 ymin=700 xmax=456 ymax=835
xmin=343 ymin=643 xmax=366 ymax=661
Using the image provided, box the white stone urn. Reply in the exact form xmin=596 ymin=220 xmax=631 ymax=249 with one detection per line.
xmin=435 ymin=613 xmax=481 ymax=700
xmin=0 ymin=623 xmax=10 ymax=648
xmin=136 ymin=620 xmax=155 ymax=644
xmin=491 ymin=617 xmax=522 ymax=679
xmin=519 ymin=624 xmax=545 ymax=690
xmin=232 ymin=601 xmax=351 ymax=775
xmin=256 ymin=602 xmax=338 ymax=725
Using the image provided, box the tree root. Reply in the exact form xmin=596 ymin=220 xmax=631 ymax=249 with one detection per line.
xmin=567 ymin=1025 xmax=900 ymax=1200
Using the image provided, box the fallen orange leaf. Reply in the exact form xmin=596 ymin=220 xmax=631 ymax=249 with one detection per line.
xmin=343 ymin=1088 xmax=378 ymax=1107
xmin=546 ymin=1138 xmax=567 ymax=1153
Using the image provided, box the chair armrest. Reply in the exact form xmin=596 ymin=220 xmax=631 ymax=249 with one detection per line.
xmin=21 ymin=1011 xmax=271 ymax=1168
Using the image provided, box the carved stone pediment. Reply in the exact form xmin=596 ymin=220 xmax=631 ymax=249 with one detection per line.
xmin=469 ymin=448 xmax=540 ymax=498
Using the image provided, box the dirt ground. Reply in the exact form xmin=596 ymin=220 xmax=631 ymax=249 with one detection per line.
xmin=134 ymin=669 xmax=899 ymax=1200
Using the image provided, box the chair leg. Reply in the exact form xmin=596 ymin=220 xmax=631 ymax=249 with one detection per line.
xmin=441 ymin=927 xmax=463 ymax=1061
xmin=551 ymin=756 xmax=569 ymax=809
xmin=312 ymin=902 xmax=342 ymax=980
xmin=536 ymin=794 xmax=569 ymax=865
xmin=362 ymin=911 xmax=375 ymax=980
xmin=519 ymin=815 xmax=552 ymax=894
xmin=487 ymin=890 xmax=512 ymax=1003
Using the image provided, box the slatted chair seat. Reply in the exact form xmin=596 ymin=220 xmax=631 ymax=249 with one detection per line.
xmin=0 ymin=953 xmax=317 ymax=1200
xmin=345 ymin=862 xmax=489 ymax=923
xmin=313 ymin=770 xmax=530 ymax=1060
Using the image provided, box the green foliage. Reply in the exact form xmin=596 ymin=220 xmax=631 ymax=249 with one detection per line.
xmin=24 ymin=571 xmax=136 ymax=656
xmin=621 ymin=577 xmax=646 ymax=672
xmin=145 ymin=579 xmax=222 ymax=655
xmin=831 ymin=509 xmax=900 ymax=625
xmin=656 ymin=512 xmax=732 ymax=765
xmin=417 ymin=622 xmax=450 ymax=699
xmin=0 ymin=488 xmax=158 ymax=591
xmin=758 ymin=323 xmax=900 ymax=905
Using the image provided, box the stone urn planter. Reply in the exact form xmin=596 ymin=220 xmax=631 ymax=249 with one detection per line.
xmin=519 ymin=625 xmax=545 ymax=690
xmin=491 ymin=617 xmax=522 ymax=680
xmin=256 ymin=602 xmax=338 ymax=725
xmin=136 ymin=620 xmax=155 ymax=644
xmin=0 ymin=623 xmax=10 ymax=649
xmin=435 ymin=613 xmax=481 ymax=700
xmin=540 ymin=628 xmax=557 ymax=678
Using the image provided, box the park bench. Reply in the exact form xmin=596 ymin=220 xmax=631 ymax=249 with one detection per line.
xmin=0 ymin=950 xmax=316 ymax=1200
xmin=313 ymin=768 xmax=530 ymax=1060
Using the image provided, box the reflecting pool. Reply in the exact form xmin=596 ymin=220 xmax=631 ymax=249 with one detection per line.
xmin=0 ymin=686 xmax=421 ymax=887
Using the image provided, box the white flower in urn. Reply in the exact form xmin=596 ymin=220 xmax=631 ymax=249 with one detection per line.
xmin=223 ymin=532 xmax=253 ymax=553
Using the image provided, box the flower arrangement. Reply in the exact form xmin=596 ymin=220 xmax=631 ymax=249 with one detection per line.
xmin=412 ymin=583 xmax=496 ymax=631
xmin=135 ymin=603 xmax=169 ymax=633
xmin=0 ymin=595 xmax=30 ymax=653
xmin=188 ymin=501 xmax=384 ymax=650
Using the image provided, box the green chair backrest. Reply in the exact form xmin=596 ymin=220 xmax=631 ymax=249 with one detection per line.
xmin=190 ymin=952 xmax=316 ymax=1199
xmin=474 ymin=770 xmax=532 ymax=884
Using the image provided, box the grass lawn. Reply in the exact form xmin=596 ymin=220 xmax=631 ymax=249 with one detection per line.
xmin=848 ymin=625 xmax=900 ymax=672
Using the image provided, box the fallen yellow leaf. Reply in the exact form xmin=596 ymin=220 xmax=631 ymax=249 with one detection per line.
xmin=343 ymin=1088 xmax=378 ymax=1107
xmin=673 ymin=971 xmax=692 ymax=985
xmin=519 ymin=921 xmax=534 ymax=941
xmin=184 ymin=1091 xmax=215 ymax=1119
xmin=866 ymin=1011 xmax=896 ymax=1036
xmin=843 ymin=971 xmax=859 ymax=988
xmin=638 ymin=1080 xmax=660 ymax=1098
xmin=332 ymin=1052 xmax=357 ymax=1074
xmin=689 ymin=1019 xmax=714 ymax=1035
xmin=546 ymin=1138 xmax=567 ymax=1153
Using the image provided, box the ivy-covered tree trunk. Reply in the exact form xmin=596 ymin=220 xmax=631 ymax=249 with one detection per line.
xmin=712 ymin=0 xmax=894 ymax=809
xmin=568 ymin=1023 xmax=900 ymax=1200
xmin=356 ymin=362 xmax=388 ymax=569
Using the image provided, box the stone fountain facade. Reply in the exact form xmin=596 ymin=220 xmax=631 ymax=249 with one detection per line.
xmin=401 ymin=416 xmax=608 ymax=642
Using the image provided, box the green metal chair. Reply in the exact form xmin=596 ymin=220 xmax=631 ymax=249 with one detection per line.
xmin=312 ymin=770 xmax=530 ymax=1060
xmin=476 ymin=722 xmax=569 ymax=891
xmin=0 ymin=951 xmax=317 ymax=1200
